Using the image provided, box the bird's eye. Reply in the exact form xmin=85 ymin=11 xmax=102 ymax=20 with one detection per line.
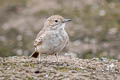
xmin=55 ymin=20 xmax=58 ymax=22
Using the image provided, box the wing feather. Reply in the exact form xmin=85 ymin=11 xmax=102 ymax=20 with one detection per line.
xmin=34 ymin=29 xmax=45 ymax=47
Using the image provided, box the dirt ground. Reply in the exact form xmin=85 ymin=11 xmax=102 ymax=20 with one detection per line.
xmin=0 ymin=56 xmax=120 ymax=80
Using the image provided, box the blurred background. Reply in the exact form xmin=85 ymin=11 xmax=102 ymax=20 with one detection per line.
xmin=0 ymin=0 xmax=120 ymax=59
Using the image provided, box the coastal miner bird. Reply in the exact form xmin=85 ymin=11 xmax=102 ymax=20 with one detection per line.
xmin=30 ymin=15 xmax=71 ymax=62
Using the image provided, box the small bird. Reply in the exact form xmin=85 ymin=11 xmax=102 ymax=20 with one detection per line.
xmin=30 ymin=15 xmax=71 ymax=61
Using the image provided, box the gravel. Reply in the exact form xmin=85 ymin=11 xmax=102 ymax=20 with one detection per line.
xmin=0 ymin=56 xmax=120 ymax=80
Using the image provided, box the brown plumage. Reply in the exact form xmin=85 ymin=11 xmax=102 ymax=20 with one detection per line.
xmin=30 ymin=15 xmax=71 ymax=59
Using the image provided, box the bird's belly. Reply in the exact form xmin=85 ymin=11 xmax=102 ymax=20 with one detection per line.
xmin=45 ymin=34 xmax=68 ymax=52
xmin=37 ymin=32 xmax=68 ymax=54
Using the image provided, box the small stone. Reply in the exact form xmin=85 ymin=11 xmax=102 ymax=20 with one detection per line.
xmin=34 ymin=70 xmax=40 ymax=74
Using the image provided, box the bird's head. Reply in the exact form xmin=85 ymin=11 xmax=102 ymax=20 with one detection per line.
xmin=44 ymin=15 xmax=71 ymax=30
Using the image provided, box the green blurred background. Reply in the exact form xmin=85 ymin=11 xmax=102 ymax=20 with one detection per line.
xmin=0 ymin=0 xmax=120 ymax=59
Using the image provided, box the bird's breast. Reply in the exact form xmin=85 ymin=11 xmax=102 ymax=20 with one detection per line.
xmin=36 ymin=29 xmax=69 ymax=54
xmin=45 ymin=29 xmax=68 ymax=51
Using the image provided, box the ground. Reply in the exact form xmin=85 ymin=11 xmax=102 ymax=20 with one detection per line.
xmin=0 ymin=56 xmax=120 ymax=80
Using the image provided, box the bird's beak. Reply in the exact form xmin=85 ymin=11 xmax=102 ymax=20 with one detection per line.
xmin=63 ymin=19 xmax=72 ymax=23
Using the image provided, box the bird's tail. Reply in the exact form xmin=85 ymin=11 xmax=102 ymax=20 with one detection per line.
xmin=30 ymin=51 xmax=39 ymax=58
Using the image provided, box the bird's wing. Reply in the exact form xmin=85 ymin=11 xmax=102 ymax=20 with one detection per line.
xmin=34 ymin=37 xmax=42 ymax=47
xmin=36 ymin=29 xmax=45 ymax=38
xmin=34 ymin=29 xmax=45 ymax=47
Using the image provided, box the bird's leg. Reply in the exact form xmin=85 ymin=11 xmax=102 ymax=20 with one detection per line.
xmin=35 ymin=53 xmax=41 ymax=73
xmin=34 ymin=47 xmax=41 ymax=64
xmin=38 ymin=53 xmax=41 ymax=68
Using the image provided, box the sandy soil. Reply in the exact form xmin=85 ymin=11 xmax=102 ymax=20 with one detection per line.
xmin=0 ymin=56 xmax=120 ymax=80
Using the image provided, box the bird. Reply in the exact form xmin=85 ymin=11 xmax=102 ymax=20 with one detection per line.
xmin=30 ymin=15 xmax=71 ymax=62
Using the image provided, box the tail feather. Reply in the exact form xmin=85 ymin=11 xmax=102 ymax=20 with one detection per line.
xmin=30 ymin=51 xmax=39 ymax=58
